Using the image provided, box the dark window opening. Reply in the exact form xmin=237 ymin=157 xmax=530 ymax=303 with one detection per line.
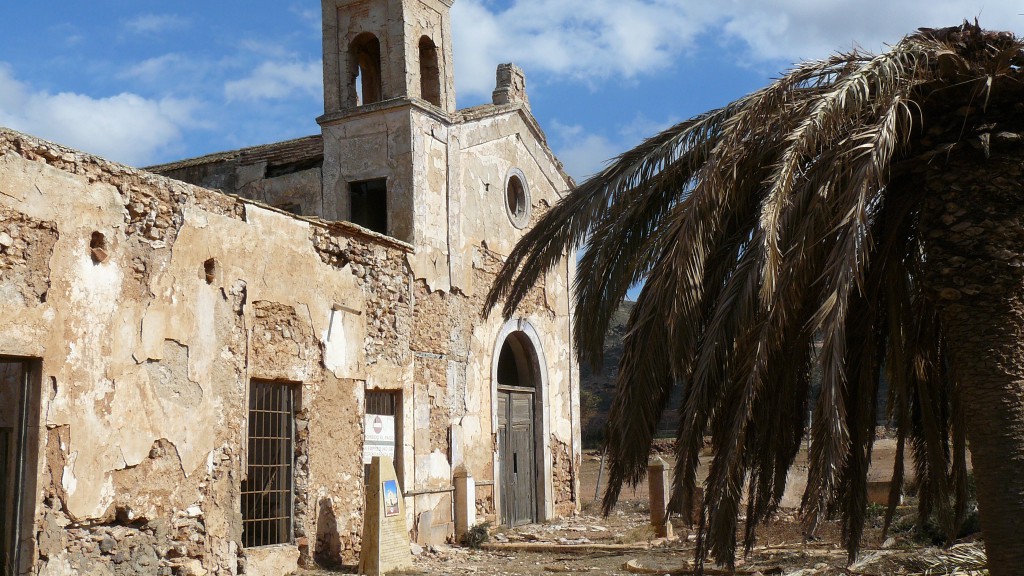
xmin=497 ymin=341 xmax=520 ymax=387
xmin=242 ymin=380 xmax=295 ymax=548
xmin=507 ymin=177 xmax=525 ymax=218
xmin=419 ymin=36 xmax=441 ymax=107
xmin=265 ymin=157 xmax=323 ymax=179
xmin=366 ymin=390 xmax=397 ymax=417
xmin=350 ymin=179 xmax=388 ymax=235
xmin=350 ymin=33 xmax=383 ymax=106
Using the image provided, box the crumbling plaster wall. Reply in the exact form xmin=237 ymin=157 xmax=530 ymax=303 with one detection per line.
xmin=453 ymin=109 xmax=580 ymax=520
xmin=408 ymin=114 xmax=452 ymax=293
xmin=444 ymin=108 xmax=571 ymax=292
xmin=404 ymin=106 xmax=581 ymax=526
xmin=0 ymin=129 xmax=414 ymax=575
xmin=0 ymin=206 xmax=58 ymax=307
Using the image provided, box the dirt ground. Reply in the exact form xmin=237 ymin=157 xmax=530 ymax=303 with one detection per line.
xmin=301 ymin=439 xmax=978 ymax=575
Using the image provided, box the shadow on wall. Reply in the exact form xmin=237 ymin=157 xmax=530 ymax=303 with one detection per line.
xmin=314 ymin=498 xmax=342 ymax=569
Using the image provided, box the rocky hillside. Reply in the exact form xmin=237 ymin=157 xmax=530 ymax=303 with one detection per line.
xmin=578 ymin=301 xmax=684 ymax=447
xmin=578 ymin=301 xmax=890 ymax=448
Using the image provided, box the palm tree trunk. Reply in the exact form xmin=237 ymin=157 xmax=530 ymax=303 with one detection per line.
xmin=920 ymin=151 xmax=1024 ymax=575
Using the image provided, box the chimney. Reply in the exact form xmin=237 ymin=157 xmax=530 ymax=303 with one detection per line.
xmin=492 ymin=63 xmax=529 ymax=108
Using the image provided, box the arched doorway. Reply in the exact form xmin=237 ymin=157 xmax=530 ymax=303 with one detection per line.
xmin=495 ymin=330 xmax=540 ymax=526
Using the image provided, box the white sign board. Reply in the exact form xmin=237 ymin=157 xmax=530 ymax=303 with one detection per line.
xmin=364 ymin=414 xmax=396 ymax=465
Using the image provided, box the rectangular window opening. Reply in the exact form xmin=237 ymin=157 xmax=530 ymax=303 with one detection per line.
xmin=349 ymin=178 xmax=388 ymax=235
xmin=242 ymin=380 xmax=296 ymax=548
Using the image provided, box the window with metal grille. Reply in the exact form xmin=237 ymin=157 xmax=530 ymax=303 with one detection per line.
xmin=241 ymin=380 xmax=295 ymax=548
xmin=366 ymin=390 xmax=396 ymax=417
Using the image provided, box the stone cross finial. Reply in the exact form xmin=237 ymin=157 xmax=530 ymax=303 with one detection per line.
xmin=492 ymin=63 xmax=529 ymax=108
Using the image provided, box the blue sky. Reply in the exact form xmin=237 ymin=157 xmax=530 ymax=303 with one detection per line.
xmin=2 ymin=1 xmax=1022 ymax=181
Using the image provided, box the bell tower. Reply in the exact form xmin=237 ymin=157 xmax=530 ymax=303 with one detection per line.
xmin=321 ymin=0 xmax=456 ymax=114
xmin=319 ymin=0 xmax=458 ymax=242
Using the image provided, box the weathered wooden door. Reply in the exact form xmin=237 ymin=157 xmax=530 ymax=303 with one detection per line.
xmin=497 ymin=389 xmax=536 ymax=527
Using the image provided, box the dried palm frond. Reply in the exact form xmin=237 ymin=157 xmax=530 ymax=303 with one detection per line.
xmin=905 ymin=542 xmax=988 ymax=575
xmin=485 ymin=20 xmax=1024 ymax=574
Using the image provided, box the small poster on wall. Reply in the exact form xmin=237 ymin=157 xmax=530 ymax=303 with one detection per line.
xmin=382 ymin=479 xmax=400 ymax=517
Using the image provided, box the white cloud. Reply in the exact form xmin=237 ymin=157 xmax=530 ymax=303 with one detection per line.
xmin=452 ymin=0 xmax=700 ymax=97
xmin=617 ymin=114 xmax=680 ymax=146
xmin=224 ymin=60 xmax=322 ymax=102
xmin=551 ymin=122 xmax=620 ymax=181
xmin=290 ymin=5 xmax=322 ymax=32
xmin=121 ymin=54 xmax=189 ymax=82
xmin=716 ymin=0 xmax=1021 ymax=63
xmin=452 ymin=0 xmax=1024 ymax=98
xmin=124 ymin=14 xmax=189 ymax=35
xmin=0 ymin=63 xmax=199 ymax=166
xmin=551 ymin=113 xmax=682 ymax=181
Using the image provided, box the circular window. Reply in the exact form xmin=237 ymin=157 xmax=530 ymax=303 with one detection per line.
xmin=504 ymin=168 xmax=530 ymax=228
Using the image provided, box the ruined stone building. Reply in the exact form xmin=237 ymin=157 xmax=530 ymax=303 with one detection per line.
xmin=0 ymin=0 xmax=581 ymax=574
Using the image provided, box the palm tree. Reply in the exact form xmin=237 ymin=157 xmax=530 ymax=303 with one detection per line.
xmin=486 ymin=22 xmax=1024 ymax=576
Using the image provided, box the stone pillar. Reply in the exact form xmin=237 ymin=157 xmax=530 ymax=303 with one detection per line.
xmin=648 ymin=456 xmax=673 ymax=538
xmin=359 ymin=457 xmax=412 ymax=576
xmin=453 ymin=466 xmax=476 ymax=538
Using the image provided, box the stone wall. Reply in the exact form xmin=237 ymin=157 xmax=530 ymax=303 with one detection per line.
xmin=1 ymin=27 xmax=585 ymax=569
xmin=0 ymin=129 xmax=412 ymax=576
xmin=0 ymin=207 xmax=58 ymax=306
xmin=2 ymin=122 xmax=581 ymax=575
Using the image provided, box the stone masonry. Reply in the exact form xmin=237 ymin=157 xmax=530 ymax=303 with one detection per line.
xmin=0 ymin=1 xmax=581 ymax=574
